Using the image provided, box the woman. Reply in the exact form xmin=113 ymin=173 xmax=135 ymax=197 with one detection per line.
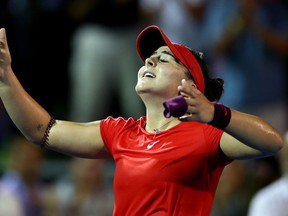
xmin=0 ymin=25 xmax=284 ymax=215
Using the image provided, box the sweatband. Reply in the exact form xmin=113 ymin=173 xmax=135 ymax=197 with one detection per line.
xmin=209 ymin=103 xmax=231 ymax=130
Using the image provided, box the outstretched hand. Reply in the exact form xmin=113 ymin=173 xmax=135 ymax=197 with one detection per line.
xmin=178 ymin=79 xmax=214 ymax=123
xmin=0 ymin=28 xmax=11 ymax=77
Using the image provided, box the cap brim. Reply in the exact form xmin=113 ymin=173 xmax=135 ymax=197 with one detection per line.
xmin=136 ymin=25 xmax=192 ymax=71
xmin=136 ymin=25 xmax=173 ymax=62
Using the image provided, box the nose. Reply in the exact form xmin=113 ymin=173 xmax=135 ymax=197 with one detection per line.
xmin=145 ymin=57 xmax=156 ymax=67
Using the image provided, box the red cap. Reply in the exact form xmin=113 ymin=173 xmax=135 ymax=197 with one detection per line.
xmin=136 ymin=25 xmax=205 ymax=94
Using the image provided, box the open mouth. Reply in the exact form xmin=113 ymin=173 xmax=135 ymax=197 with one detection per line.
xmin=143 ymin=72 xmax=156 ymax=78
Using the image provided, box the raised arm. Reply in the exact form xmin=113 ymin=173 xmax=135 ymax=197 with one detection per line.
xmin=0 ymin=28 xmax=106 ymax=158
xmin=178 ymin=79 xmax=284 ymax=160
xmin=0 ymin=28 xmax=50 ymax=143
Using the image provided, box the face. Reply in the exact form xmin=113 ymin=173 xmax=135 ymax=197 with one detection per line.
xmin=135 ymin=46 xmax=191 ymax=98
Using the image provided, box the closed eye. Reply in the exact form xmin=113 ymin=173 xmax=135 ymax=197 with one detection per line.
xmin=159 ymin=58 xmax=168 ymax=63
xmin=150 ymin=50 xmax=177 ymax=63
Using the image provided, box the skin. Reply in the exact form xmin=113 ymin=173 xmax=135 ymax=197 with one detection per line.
xmin=0 ymin=28 xmax=284 ymax=160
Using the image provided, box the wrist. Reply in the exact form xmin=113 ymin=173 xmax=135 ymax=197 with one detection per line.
xmin=208 ymin=103 xmax=231 ymax=130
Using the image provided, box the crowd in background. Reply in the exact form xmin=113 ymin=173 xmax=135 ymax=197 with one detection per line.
xmin=0 ymin=0 xmax=287 ymax=215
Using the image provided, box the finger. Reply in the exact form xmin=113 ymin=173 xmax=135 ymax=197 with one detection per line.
xmin=181 ymin=79 xmax=197 ymax=91
xmin=178 ymin=79 xmax=199 ymax=98
xmin=0 ymin=28 xmax=7 ymax=49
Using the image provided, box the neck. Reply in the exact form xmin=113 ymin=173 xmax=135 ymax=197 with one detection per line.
xmin=145 ymin=117 xmax=179 ymax=133
xmin=143 ymin=96 xmax=179 ymax=133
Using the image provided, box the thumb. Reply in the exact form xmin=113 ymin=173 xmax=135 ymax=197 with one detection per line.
xmin=178 ymin=113 xmax=195 ymax=122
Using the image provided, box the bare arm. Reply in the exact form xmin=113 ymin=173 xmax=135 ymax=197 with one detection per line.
xmin=178 ymin=79 xmax=284 ymax=160
xmin=0 ymin=28 xmax=106 ymax=158
xmin=220 ymin=110 xmax=283 ymax=159
xmin=0 ymin=28 xmax=50 ymax=143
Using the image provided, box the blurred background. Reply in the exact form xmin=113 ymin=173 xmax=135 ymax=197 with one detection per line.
xmin=0 ymin=0 xmax=287 ymax=215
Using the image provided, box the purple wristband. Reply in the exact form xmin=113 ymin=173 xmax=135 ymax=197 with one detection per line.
xmin=163 ymin=95 xmax=188 ymax=118
xmin=209 ymin=103 xmax=231 ymax=130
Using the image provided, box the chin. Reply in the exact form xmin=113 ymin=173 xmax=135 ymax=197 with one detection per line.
xmin=135 ymin=84 xmax=145 ymax=95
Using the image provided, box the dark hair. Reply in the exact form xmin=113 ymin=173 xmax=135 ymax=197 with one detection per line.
xmin=189 ymin=49 xmax=224 ymax=102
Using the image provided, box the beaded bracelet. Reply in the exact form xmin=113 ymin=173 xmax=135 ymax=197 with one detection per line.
xmin=208 ymin=103 xmax=231 ymax=130
xmin=40 ymin=117 xmax=56 ymax=149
